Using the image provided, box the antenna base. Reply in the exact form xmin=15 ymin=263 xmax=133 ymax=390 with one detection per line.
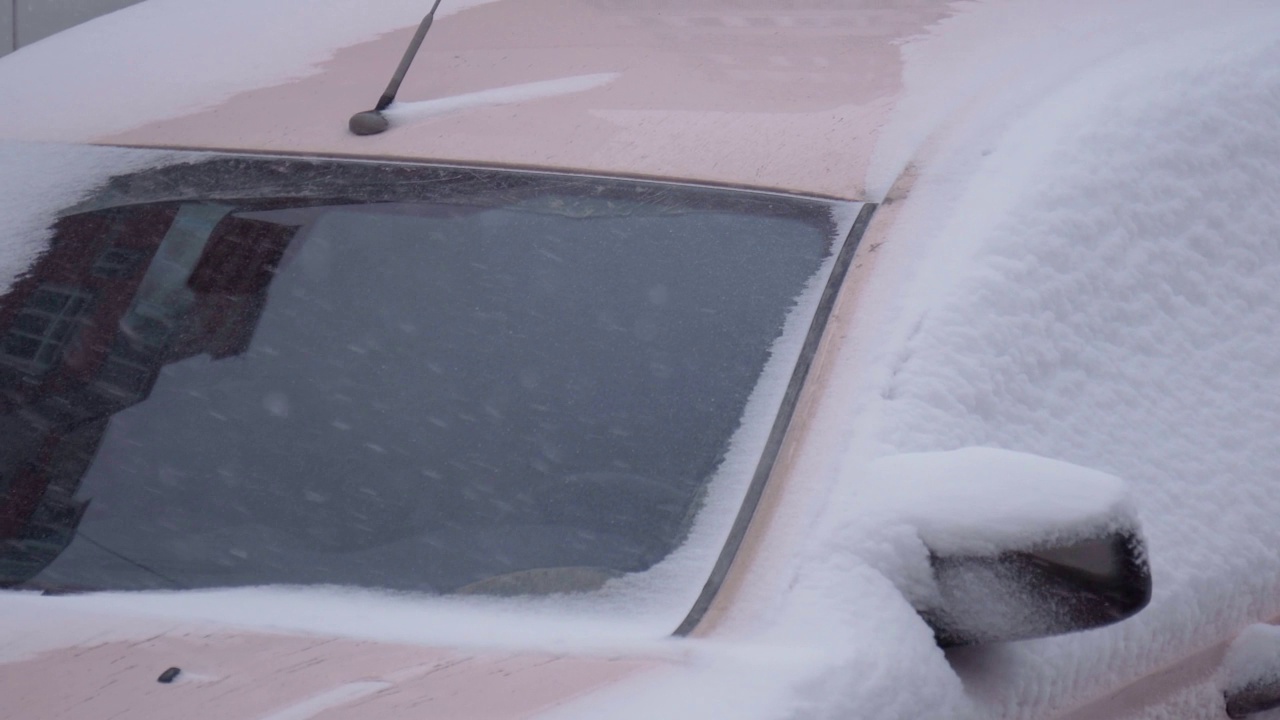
xmin=349 ymin=111 xmax=390 ymax=136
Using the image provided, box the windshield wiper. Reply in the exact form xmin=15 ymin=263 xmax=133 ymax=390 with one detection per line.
xmin=74 ymin=532 xmax=186 ymax=590
xmin=4 ymin=531 xmax=185 ymax=595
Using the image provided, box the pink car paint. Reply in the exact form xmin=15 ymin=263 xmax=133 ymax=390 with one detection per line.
xmin=98 ymin=0 xmax=950 ymax=200
xmin=5 ymin=624 xmax=653 ymax=719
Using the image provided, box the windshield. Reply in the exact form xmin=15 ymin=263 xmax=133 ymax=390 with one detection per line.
xmin=0 ymin=151 xmax=851 ymax=604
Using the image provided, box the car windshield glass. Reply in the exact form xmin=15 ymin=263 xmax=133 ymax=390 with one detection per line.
xmin=0 ymin=152 xmax=845 ymax=600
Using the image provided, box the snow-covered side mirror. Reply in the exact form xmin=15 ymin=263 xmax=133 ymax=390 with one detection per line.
xmin=858 ymin=448 xmax=1152 ymax=647
xmin=1222 ymin=624 xmax=1280 ymax=719
xmin=922 ymin=525 xmax=1150 ymax=646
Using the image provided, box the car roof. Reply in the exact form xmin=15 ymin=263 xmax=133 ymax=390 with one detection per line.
xmin=0 ymin=0 xmax=950 ymax=199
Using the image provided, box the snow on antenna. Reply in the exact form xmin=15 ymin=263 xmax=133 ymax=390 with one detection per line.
xmin=349 ymin=0 xmax=446 ymax=136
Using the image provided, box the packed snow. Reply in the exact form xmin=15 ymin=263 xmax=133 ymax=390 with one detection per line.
xmin=771 ymin=3 xmax=1280 ymax=719
xmin=1222 ymin=624 xmax=1280 ymax=697
xmin=849 ymin=447 xmax=1132 ymax=557
xmin=822 ymin=448 xmax=1141 ymax=647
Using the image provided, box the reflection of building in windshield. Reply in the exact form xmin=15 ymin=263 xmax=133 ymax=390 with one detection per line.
xmin=0 ymin=204 xmax=298 ymax=588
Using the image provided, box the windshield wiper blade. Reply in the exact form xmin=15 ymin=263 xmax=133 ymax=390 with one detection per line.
xmin=74 ymin=532 xmax=185 ymax=590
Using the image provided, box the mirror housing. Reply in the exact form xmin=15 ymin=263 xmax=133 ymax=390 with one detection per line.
xmin=855 ymin=448 xmax=1153 ymax=647
xmin=1222 ymin=624 xmax=1280 ymax=719
xmin=921 ymin=527 xmax=1151 ymax=646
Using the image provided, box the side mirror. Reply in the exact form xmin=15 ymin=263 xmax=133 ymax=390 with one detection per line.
xmin=923 ymin=527 xmax=1150 ymax=646
xmin=1222 ymin=624 xmax=1280 ymax=719
xmin=858 ymin=448 xmax=1152 ymax=646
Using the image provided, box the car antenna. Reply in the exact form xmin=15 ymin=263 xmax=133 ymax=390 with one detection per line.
xmin=349 ymin=0 xmax=445 ymax=136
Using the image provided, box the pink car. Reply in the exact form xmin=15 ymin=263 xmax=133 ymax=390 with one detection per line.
xmin=2 ymin=2 xmax=1280 ymax=719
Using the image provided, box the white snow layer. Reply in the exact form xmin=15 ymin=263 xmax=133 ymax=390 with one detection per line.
xmin=0 ymin=0 xmax=498 ymax=141
xmin=0 ymin=142 xmax=186 ymax=294
xmin=384 ymin=73 xmax=620 ymax=126
xmin=0 ymin=587 xmax=680 ymax=662
xmin=1222 ymin=624 xmax=1280 ymax=696
xmin=552 ymin=2 xmax=1280 ymax=720
xmin=853 ymin=447 xmax=1131 ymax=557
xmin=824 ymin=5 xmax=1280 ymax=720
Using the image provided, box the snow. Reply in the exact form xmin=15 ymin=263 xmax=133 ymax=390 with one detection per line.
xmin=0 ymin=0 xmax=497 ymax=142
xmin=0 ymin=142 xmax=187 ymax=294
xmin=780 ymin=3 xmax=1280 ymax=718
xmin=2 ymin=586 xmax=681 ymax=658
xmin=849 ymin=448 xmax=1132 ymax=557
xmin=0 ymin=591 xmax=183 ymax=664
xmin=384 ymin=73 xmax=619 ymax=126
xmin=259 ymin=682 xmax=392 ymax=720
xmin=1222 ymin=624 xmax=1280 ymax=696
xmin=812 ymin=448 xmax=1138 ymax=645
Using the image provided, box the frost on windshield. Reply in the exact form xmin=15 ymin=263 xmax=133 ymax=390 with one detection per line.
xmin=0 ymin=151 xmax=841 ymax=610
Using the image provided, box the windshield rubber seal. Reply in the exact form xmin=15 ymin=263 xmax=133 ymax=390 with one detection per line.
xmin=672 ymin=202 xmax=877 ymax=636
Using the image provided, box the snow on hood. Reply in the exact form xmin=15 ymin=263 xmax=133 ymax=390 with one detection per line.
xmin=1221 ymin=624 xmax=1280 ymax=697
xmin=822 ymin=2 xmax=1280 ymax=718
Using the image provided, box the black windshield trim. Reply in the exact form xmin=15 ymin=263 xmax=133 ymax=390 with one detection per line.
xmin=75 ymin=152 xmax=846 ymax=233
xmin=99 ymin=144 xmax=861 ymax=203
xmin=673 ymin=202 xmax=877 ymax=636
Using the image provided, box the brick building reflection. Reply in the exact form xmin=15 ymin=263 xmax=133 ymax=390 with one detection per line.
xmin=0 ymin=203 xmax=299 ymax=587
